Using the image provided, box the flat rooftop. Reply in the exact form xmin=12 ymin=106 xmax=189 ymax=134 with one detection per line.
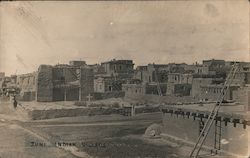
xmin=161 ymin=103 xmax=250 ymax=120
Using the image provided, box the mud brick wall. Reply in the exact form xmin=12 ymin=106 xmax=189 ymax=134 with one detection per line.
xmin=37 ymin=65 xmax=53 ymax=102
xmin=80 ymin=68 xmax=94 ymax=101
xmin=93 ymin=91 xmax=125 ymax=100
xmin=191 ymin=78 xmax=214 ymax=99
xmin=125 ymin=94 xmax=197 ymax=104
xmin=17 ymin=72 xmax=37 ymax=101
xmin=145 ymin=84 xmax=167 ymax=95
xmin=52 ymin=67 xmax=79 ymax=101
xmin=52 ymin=67 xmax=78 ymax=82
xmin=21 ymin=91 xmax=36 ymax=101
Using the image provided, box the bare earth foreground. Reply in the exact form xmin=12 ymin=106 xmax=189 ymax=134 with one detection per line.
xmin=0 ymin=101 xmax=189 ymax=158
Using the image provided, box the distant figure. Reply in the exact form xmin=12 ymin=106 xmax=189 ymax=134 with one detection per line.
xmin=13 ymin=96 xmax=17 ymax=109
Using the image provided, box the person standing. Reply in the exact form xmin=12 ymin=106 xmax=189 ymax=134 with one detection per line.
xmin=13 ymin=95 xmax=17 ymax=109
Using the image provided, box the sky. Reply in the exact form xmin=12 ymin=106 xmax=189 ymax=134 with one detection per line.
xmin=0 ymin=1 xmax=249 ymax=76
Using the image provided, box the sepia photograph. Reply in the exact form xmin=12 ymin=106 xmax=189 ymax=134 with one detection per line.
xmin=0 ymin=0 xmax=249 ymax=157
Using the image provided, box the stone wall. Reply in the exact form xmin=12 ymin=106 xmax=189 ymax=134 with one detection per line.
xmin=27 ymin=106 xmax=160 ymax=120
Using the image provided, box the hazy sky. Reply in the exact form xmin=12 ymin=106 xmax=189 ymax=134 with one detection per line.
xmin=0 ymin=1 xmax=249 ymax=75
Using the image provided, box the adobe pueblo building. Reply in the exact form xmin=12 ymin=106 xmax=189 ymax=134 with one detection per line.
xmin=5 ymin=60 xmax=94 ymax=102
xmin=37 ymin=61 xmax=94 ymax=102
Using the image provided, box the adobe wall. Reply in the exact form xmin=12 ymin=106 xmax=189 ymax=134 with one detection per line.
xmin=52 ymin=67 xmax=79 ymax=101
xmin=125 ymin=94 xmax=196 ymax=104
xmin=16 ymin=72 xmax=37 ymax=101
xmin=191 ymin=78 xmax=213 ymax=99
xmin=80 ymin=68 xmax=94 ymax=101
xmin=167 ymin=83 xmax=191 ymax=96
xmin=200 ymin=86 xmax=239 ymax=101
xmin=94 ymin=78 xmax=105 ymax=93
xmin=93 ymin=91 xmax=125 ymax=100
xmin=233 ymin=88 xmax=250 ymax=111
xmin=122 ymin=84 xmax=145 ymax=95
xmin=36 ymin=65 xmax=53 ymax=102
xmin=145 ymin=84 xmax=167 ymax=95
xmin=52 ymin=67 xmax=78 ymax=82
xmin=162 ymin=112 xmax=249 ymax=156
xmin=21 ymin=91 xmax=36 ymax=101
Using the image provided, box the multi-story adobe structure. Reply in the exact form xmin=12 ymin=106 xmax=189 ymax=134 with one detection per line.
xmin=192 ymin=60 xmax=250 ymax=102
xmin=166 ymin=73 xmax=193 ymax=96
xmin=134 ymin=63 xmax=198 ymax=84
xmin=94 ymin=76 xmax=126 ymax=93
xmin=100 ymin=59 xmax=134 ymax=78
xmin=1 ymin=60 xmax=94 ymax=102
xmin=134 ymin=64 xmax=171 ymax=83
xmin=133 ymin=63 xmax=197 ymax=96
xmin=202 ymin=59 xmax=229 ymax=76
xmin=37 ymin=60 xmax=94 ymax=102
xmin=92 ymin=59 xmax=135 ymax=96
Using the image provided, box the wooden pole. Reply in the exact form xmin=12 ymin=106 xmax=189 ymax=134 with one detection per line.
xmin=79 ymin=67 xmax=82 ymax=101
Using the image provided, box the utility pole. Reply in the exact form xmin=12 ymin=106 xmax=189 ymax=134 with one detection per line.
xmin=79 ymin=66 xmax=82 ymax=101
xmin=63 ymin=68 xmax=67 ymax=102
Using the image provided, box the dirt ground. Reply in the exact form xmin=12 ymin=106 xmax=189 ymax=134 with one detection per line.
xmin=0 ymin=100 xmax=234 ymax=158
xmin=20 ymin=113 xmax=188 ymax=158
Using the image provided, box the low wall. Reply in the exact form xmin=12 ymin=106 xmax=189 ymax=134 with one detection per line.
xmin=162 ymin=112 xmax=249 ymax=156
xmin=125 ymin=94 xmax=197 ymax=104
xmin=135 ymin=107 xmax=160 ymax=114
xmin=28 ymin=107 xmax=127 ymax=120
xmin=27 ymin=106 xmax=160 ymax=120
xmin=93 ymin=91 xmax=125 ymax=100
